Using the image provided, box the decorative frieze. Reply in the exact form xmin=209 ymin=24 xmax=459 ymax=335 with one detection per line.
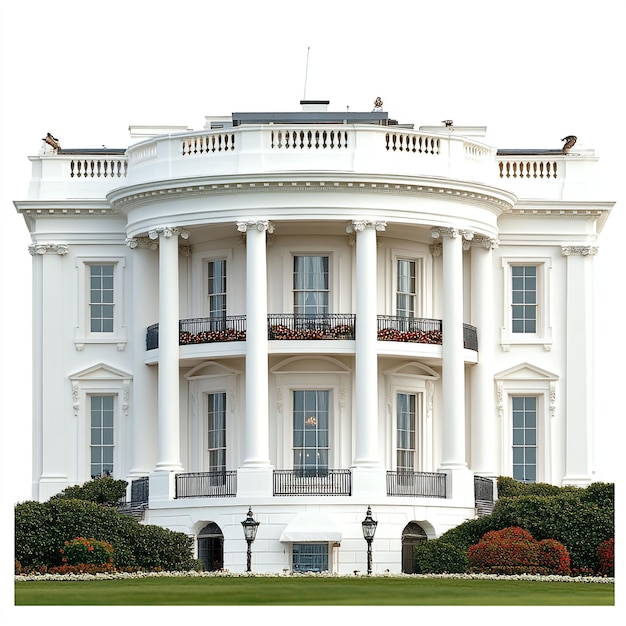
xmin=560 ymin=245 xmax=598 ymax=256
xmin=28 ymin=243 xmax=69 ymax=256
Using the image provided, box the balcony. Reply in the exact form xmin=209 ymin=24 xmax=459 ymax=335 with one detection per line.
xmin=273 ymin=469 xmax=352 ymax=496
xmin=386 ymin=471 xmax=447 ymax=498
xmin=175 ymin=471 xmax=237 ymax=498
xmin=146 ymin=314 xmax=478 ymax=352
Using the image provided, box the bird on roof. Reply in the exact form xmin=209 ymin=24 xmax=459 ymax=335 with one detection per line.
xmin=442 ymin=120 xmax=454 ymax=129
xmin=43 ymin=133 xmax=60 ymax=151
xmin=373 ymin=97 xmax=383 ymax=111
xmin=561 ymin=135 xmax=577 ymax=153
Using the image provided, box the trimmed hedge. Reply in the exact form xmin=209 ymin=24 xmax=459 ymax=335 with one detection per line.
xmin=49 ymin=475 xmax=128 ymax=506
xmin=415 ymin=480 xmax=614 ymax=575
xmin=15 ymin=497 xmax=199 ymax=572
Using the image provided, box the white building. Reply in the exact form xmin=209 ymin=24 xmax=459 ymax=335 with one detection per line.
xmin=15 ymin=100 xmax=613 ymax=574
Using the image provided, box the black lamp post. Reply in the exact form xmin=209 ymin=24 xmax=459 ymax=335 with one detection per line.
xmin=361 ymin=505 xmax=378 ymax=575
xmin=241 ymin=507 xmax=260 ymax=572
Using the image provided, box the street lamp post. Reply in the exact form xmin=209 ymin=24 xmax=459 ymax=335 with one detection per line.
xmin=241 ymin=507 xmax=260 ymax=572
xmin=361 ymin=505 xmax=378 ymax=575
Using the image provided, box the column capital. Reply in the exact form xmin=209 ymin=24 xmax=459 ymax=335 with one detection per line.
xmin=561 ymin=245 xmax=598 ymax=256
xmin=470 ymin=235 xmax=500 ymax=250
xmin=236 ymin=219 xmax=274 ymax=234
xmin=148 ymin=226 xmax=189 ymax=240
xmin=346 ymin=219 xmax=387 ymax=234
xmin=28 ymin=243 xmax=69 ymax=256
xmin=126 ymin=236 xmax=158 ymax=250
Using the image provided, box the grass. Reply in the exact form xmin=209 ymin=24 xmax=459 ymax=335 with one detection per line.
xmin=14 ymin=576 xmax=614 ymax=606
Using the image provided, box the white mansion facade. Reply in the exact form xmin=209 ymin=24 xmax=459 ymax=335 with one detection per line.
xmin=15 ymin=100 xmax=613 ymax=574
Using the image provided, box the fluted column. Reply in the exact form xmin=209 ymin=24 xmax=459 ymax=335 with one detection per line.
xmin=237 ymin=219 xmax=273 ymax=467
xmin=470 ymin=236 xmax=498 ymax=476
xmin=561 ymin=245 xmax=597 ymax=486
xmin=348 ymin=219 xmax=386 ymax=467
xmin=149 ymin=226 xmax=187 ymax=472
xmin=431 ymin=227 xmax=468 ymax=470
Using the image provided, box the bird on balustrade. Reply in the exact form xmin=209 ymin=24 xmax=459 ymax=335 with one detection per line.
xmin=561 ymin=135 xmax=577 ymax=153
xmin=43 ymin=133 xmax=60 ymax=151
xmin=373 ymin=97 xmax=383 ymax=111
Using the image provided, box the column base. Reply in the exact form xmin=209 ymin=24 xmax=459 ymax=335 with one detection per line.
xmin=350 ymin=467 xmax=387 ymax=499
xmin=437 ymin=465 xmax=475 ymax=505
xmin=236 ymin=466 xmax=274 ymax=499
xmin=148 ymin=469 xmax=176 ymax=504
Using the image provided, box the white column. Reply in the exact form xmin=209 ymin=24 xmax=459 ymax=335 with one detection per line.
xmin=432 ymin=227 xmax=467 ymax=469
xmin=29 ymin=243 xmax=69 ymax=500
xmin=562 ymin=245 xmax=597 ymax=486
xmin=126 ymin=237 xmax=159 ymax=477
xmin=149 ymin=226 xmax=187 ymax=473
xmin=237 ymin=219 xmax=272 ymax=467
xmin=470 ymin=236 xmax=498 ymax=476
xmin=348 ymin=219 xmax=386 ymax=467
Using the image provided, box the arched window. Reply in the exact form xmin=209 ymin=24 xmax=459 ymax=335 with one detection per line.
xmin=197 ymin=522 xmax=224 ymax=571
xmin=401 ymin=522 xmax=427 ymax=573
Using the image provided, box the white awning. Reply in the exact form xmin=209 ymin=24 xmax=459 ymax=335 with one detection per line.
xmin=279 ymin=511 xmax=342 ymax=543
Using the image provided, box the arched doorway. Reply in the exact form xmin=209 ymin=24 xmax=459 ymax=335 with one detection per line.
xmin=401 ymin=522 xmax=427 ymax=573
xmin=197 ymin=522 xmax=224 ymax=571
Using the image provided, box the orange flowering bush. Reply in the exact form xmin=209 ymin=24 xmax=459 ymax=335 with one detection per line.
xmin=60 ymin=537 xmax=114 ymax=566
xmin=468 ymin=527 xmax=571 ymax=575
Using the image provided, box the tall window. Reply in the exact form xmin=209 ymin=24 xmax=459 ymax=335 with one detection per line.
xmin=397 ymin=393 xmax=416 ymax=472
xmin=396 ymin=259 xmax=416 ymax=318
xmin=511 ymin=266 xmax=537 ymax=333
xmin=207 ymin=392 xmax=226 ymax=473
xmin=292 ymin=543 xmax=328 ymax=572
xmin=293 ymin=256 xmax=329 ymax=316
xmin=512 ymin=396 xmax=537 ymax=482
xmin=293 ymin=390 xmax=329 ymax=475
xmin=89 ymin=265 xmax=114 ymax=332
xmin=90 ymin=395 xmax=114 ymax=477
xmin=208 ymin=260 xmax=227 ymax=319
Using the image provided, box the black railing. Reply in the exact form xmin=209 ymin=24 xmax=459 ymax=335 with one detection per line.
xmin=474 ymin=475 xmax=495 ymax=516
xmin=268 ymin=314 xmax=355 ymax=340
xmin=146 ymin=316 xmax=247 ymax=350
xmin=175 ymin=471 xmax=237 ymax=498
xmin=130 ymin=476 xmax=149 ymax=507
xmin=386 ymin=471 xmax=447 ymax=498
xmin=463 ymin=323 xmax=478 ymax=351
xmin=273 ymin=469 xmax=352 ymax=496
xmin=377 ymin=316 xmax=443 ymax=344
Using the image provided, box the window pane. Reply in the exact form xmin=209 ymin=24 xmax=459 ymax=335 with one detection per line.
xmin=511 ymin=395 xmax=537 ymax=483
xmin=511 ymin=265 xmax=538 ymax=334
xmin=207 ymin=392 xmax=226 ymax=472
xmin=294 ymin=256 xmax=329 ymax=315
xmin=293 ymin=390 xmax=329 ymax=472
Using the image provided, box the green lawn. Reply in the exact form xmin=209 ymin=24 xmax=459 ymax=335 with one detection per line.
xmin=14 ymin=576 xmax=614 ymax=606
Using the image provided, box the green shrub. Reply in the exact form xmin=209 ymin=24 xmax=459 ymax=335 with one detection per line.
xmin=49 ymin=476 xmax=128 ymax=506
xmin=413 ymin=539 xmax=469 ymax=574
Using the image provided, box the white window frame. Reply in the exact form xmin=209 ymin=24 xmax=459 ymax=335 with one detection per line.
xmin=500 ymin=257 xmax=552 ymax=350
xmin=71 ymin=365 xmax=131 ymax=484
xmin=292 ymin=253 xmax=331 ymax=315
xmin=496 ymin=371 xmax=556 ymax=484
xmin=387 ymin=247 xmax=429 ymax=318
xmin=75 ymin=257 xmax=127 ymax=350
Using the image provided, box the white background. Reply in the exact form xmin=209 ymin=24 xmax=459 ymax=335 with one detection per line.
xmin=2 ymin=0 xmax=622 ymax=620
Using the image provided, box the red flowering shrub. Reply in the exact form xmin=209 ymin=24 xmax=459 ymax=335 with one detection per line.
xmin=60 ymin=537 xmax=114 ymax=566
xmin=469 ymin=527 xmax=572 ymax=576
xmin=537 ymin=539 xmax=571 ymax=575
xmin=596 ymin=538 xmax=614 ymax=576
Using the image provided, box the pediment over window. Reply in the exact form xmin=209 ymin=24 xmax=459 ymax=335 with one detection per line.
xmin=185 ymin=361 xmax=239 ymax=380
xmin=495 ymin=362 xmax=558 ymax=381
xmin=270 ymin=355 xmax=351 ymax=374
xmin=69 ymin=363 xmax=132 ymax=381
xmin=383 ymin=361 xmax=439 ymax=379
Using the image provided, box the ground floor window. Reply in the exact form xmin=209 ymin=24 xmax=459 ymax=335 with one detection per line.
xmin=512 ymin=396 xmax=537 ymax=482
xmin=90 ymin=395 xmax=114 ymax=478
xmin=292 ymin=543 xmax=328 ymax=572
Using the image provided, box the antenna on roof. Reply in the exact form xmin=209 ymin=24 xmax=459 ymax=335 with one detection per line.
xmin=303 ymin=46 xmax=311 ymax=100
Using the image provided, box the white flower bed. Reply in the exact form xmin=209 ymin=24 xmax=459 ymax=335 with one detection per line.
xmin=14 ymin=571 xmax=614 ymax=583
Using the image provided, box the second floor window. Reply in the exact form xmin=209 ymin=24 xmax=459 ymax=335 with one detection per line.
xmin=293 ymin=256 xmax=329 ymax=316
xmin=511 ymin=265 xmax=537 ymax=333
xmin=89 ymin=265 xmax=114 ymax=332
xmin=396 ymin=260 xmax=416 ymax=318
xmin=208 ymin=260 xmax=227 ymax=318
xmin=207 ymin=392 xmax=226 ymax=473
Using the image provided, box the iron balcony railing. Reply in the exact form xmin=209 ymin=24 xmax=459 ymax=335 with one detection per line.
xmin=273 ymin=469 xmax=352 ymax=496
xmin=146 ymin=314 xmax=478 ymax=352
xmin=130 ymin=476 xmax=149 ymax=507
xmin=175 ymin=471 xmax=237 ymax=498
xmin=268 ymin=314 xmax=355 ymax=340
xmin=474 ymin=475 xmax=495 ymax=517
xmin=386 ymin=471 xmax=447 ymax=498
